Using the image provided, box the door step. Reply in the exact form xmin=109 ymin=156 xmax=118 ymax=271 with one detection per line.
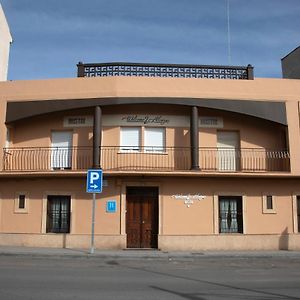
xmin=123 ymin=248 xmax=160 ymax=251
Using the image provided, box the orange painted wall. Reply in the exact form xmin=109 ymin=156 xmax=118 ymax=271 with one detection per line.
xmin=8 ymin=105 xmax=286 ymax=151
xmin=0 ymin=178 xmax=121 ymax=235
xmin=160 ymin=177 xmax=296 ymax=235
xmin=0 ymin=75 xmax=300 ymax=174
xmin=0 ymin=176 xmax=298 ymax=236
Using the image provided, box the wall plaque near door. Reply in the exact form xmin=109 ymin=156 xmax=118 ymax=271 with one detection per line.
xmin=172 ymin=194 xmax=206 ymax=208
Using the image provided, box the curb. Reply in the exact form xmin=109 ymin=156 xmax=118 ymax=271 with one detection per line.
xmin=1 ymin=248 xmax=300 ymax=260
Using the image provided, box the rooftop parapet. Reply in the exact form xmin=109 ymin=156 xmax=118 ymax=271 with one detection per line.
xmin=77 ymin=62 xmax=254 ymax=80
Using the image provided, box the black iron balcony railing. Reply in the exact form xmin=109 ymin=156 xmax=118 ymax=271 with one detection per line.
xmin=77 ymin=62 xmax=254 ymax=80
xmin=3 ymin=147 xmax=290 ymax=172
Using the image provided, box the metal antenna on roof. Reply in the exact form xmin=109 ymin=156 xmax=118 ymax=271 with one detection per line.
xmin=226 ymin=0 xmax=232 ymax=65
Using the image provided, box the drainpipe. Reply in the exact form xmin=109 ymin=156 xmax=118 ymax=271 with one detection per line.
xmin=190 ymin=106 xmax=199 ymax=170
xmin=93 ymin=106 xmax=102 ymax=168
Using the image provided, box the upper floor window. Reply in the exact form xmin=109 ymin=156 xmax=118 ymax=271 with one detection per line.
xmin=120 ymin=127 xmax=140 ymax=151
xmin=51 ymin=131 xmax=73 ymax=169
xmin=144 ymin=127 xmax=165 ymax=152
xmin=120 ymin=127 xmax=165 ymax=152
xmin=217 ymin=131 xmax=240 ymax=171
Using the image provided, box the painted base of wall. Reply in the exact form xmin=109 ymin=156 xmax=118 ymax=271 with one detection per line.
xmin=0 ymin=233 xmax=126 ymax=249
xmin=0 ymin=233 xmax=300 ymax=251
xmin=159 ymin=234 xmax=300 ymax=251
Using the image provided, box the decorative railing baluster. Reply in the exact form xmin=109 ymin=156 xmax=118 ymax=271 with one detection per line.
xmin=77 ymin=62 xmax=253 ymax=80
xmin=2 ymin=147 xmax=289 ymax=172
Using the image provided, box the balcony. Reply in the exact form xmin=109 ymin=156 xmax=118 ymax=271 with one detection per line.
xmin=3 ymin=147 xmax=290 ymax=173
xmin=77 ymin=62 xmax=254 ymax=80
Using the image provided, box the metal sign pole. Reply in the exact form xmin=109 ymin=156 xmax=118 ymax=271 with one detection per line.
xmin=90 ymin=192 xmax=96 ymax=254
xmin=86 ymin=169 xmax=102 ymax=255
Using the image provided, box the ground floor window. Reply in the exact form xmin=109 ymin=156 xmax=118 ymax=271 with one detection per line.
xmin=262 ymin=194 xmax=276 ymax=214
xmin=14 ymin=192 xmax=29 ymax=213
xmin=46 ymin=195 xmax=71 ymax=233
xmin=297 ymin=196 xmax=300 ymax=233
xmin=219 ymin=196 xmax=243 ymax=233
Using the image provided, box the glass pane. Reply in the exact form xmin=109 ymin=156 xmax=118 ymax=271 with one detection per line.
xmin=217 ymin=131 xmax=239 ymax=171
xmin=18 ymin=195 xmax=25 ymax=209
xmin=51 ymin=132 xmax=72 ymax=169
xmin=46 ymin=196 xmax=70 ymax=233
xmin=266 ymin=195 xmax=273 ymax=210
xmin=120 ymin=127 xmax=140 ymax=151
xmin=219 ymin=196 xmax=242 ymax=233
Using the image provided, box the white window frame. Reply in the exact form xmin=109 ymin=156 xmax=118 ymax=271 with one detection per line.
xmin=144 ymin=127 xmax=166 ymax=153
xmin=120 ymin=127 xmax=141 ymax=152
xmin=120 ymin=127 xmax=166 ymax=153
xmin=262 ymin=194 xmax=276 ymax=214
xmin=213 ymin=192 xmax=246 ymax=234
xmin=217 ymin=131 xmax=240 ymax=172
xmin=51 ymin=131 xmax=73 ymax=169
xmin=218 ymin=195 xmax=243 ymax=234
xmin=14 ymin=192 xmax=29 ymax=214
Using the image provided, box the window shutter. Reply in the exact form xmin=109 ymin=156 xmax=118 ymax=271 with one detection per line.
xmin=144 ymin=128 xmax=165 ymax=151
xmin=120 ymin=127 xmax=140 ymax=151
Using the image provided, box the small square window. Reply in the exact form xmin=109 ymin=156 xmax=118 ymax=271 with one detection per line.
xmin=266 ymin=195 xmax=273 ymax=210
xmin=263 ymin=194 xmax=276 ymax=214
xmin=14 ymin=192 xmax=29 ymax=213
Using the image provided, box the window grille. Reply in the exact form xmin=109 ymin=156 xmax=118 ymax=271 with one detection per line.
xmin=219 ymin=196 xmax=243 ymax=233
xmin=46 ymin=196 xmax=71 ymax=233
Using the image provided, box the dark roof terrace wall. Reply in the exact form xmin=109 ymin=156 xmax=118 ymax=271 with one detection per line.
xmin=77 ymin=62 xmax=254 ymax=80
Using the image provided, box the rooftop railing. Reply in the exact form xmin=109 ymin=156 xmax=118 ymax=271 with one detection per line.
xmin=77 ymin=62 xmax=254 ymax=80
xmin=3 ymin=147 xmax=289 ymax=172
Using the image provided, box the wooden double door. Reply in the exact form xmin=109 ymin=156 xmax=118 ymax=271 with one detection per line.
xmin=126 ymin=187 xmax=159 ymax=248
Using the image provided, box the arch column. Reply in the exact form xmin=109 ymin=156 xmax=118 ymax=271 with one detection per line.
xmin=190 ymin=106 xmax=199 ymax=170
xmin=93 ymin=106 xmax=102 ymax=168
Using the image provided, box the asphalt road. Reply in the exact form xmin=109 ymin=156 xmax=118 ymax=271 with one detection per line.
xmin=0 ymin=255 xmax=300 ymax=300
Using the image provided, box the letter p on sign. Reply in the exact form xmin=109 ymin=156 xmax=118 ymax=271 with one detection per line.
xmin=91 ymin=172 xmax=100 ymax=183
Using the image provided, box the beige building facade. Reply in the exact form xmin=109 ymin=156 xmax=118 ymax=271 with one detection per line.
xmin=0 ymin=63 xmax=300 ymax=250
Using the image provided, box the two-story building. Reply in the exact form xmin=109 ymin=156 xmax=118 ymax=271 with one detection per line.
xmin=0 ymin=62 xmax=299 ymax=251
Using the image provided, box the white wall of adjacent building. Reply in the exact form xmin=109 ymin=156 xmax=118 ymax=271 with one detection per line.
xmin=0 ymin=4 xmax=12 ymax=81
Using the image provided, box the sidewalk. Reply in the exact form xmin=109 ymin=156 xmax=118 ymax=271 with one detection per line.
xmin=1 ymin=246 xmax=300 ymax=260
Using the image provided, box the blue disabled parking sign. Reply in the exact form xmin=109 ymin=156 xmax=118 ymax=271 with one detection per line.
xmin=86 ymin=169 xmax=103 ymax=193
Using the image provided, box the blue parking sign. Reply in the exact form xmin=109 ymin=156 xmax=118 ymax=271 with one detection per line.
xmin=86 ymin=169 xmax=103 ymax=193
